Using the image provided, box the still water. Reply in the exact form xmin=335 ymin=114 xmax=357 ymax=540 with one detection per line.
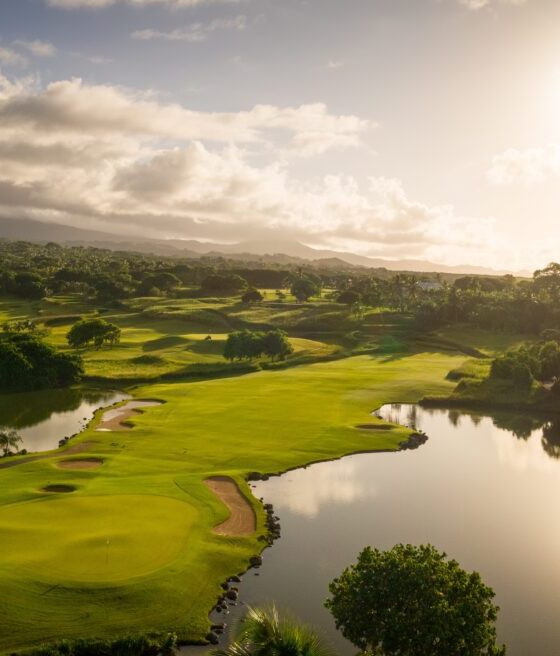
xmin=0 ymin=388 xmax=129 ymax=453
xmin=213 ymin=404 xmax=560 ymax=656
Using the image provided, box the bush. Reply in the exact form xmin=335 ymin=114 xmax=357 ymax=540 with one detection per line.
xmin=490 ymin=354 xmax=533 ymax=388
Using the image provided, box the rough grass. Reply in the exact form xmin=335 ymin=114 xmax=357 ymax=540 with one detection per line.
xmin=0 ymin=350 xmax=464 ymax=653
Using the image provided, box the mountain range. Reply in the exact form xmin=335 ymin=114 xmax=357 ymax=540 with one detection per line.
xmin=0 ymin=216 xmax=529 ymax=277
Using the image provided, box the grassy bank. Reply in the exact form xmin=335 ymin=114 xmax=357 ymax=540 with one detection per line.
xmin=0 ymin=350 xmax=464 ymax=653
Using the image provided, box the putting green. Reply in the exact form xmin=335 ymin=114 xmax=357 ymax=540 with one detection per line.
xmin=1 ymin=495 xmax=196 ymax=582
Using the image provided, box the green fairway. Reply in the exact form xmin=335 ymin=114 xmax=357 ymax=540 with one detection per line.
xmin=0 ymin=350 xmax=466 ymax=653
xmin=0 ymin=495 xmax=197 ymax=582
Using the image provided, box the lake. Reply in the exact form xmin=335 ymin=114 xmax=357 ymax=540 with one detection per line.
xmin=206 ymin=404 xmax=560 ymax=655
xmin=0 ymin=388 xmax=129 ymax=453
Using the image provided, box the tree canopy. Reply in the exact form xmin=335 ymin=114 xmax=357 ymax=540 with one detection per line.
xmin=0 ymin=427 xmax=22 ymax=457
xmin=67 ymin=318 xmax=121 ymax=350
xmin=0 ymin=332 xmax=83 ymax=392
xmin=224 ymin=330 xmax=293 ymax=362
xmin=325 ymin=544 xmax=505 ymax=656
xmin=290 ymin=277 xmax=320 ymax=302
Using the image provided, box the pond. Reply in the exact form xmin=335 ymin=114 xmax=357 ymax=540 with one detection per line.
xmin=206 ymin=404 xmax=560 ymax=656
xmin=0 ymin=388 xmax=129 ymax=453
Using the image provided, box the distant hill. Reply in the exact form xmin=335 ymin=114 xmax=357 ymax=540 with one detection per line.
xmin=0 ymin=216 xmax=530 ymax=277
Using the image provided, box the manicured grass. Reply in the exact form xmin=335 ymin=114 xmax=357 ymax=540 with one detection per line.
xmin=0 ymin=297 xmax=342 ymax=382
xmin=0 ymin=350 xmax=465 ymax=653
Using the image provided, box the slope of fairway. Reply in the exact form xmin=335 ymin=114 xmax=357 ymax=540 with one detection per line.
xmin=0 ymin=351 xmax=465 ymax=653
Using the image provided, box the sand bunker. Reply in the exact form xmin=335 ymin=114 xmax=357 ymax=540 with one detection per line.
xmin=42 ymin=484 xmax=76 ymax=494
xmin=57 ymin=457 xmax=103 ymax=471
xmin=96 ymin=401 xmax=162 ymax=432
xmin=204 ymin=477 xmax=256 ymax=537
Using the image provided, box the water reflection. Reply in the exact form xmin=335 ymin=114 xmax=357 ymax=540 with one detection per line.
xmin=261 ymin=460 xmax=376 ymax=518
xmin=0 ymin=388 xmax=129 ymax=453
xmin=234 ymin=403 xmax=560 ymax=656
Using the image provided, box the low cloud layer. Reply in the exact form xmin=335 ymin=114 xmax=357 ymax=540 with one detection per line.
xmin=0 ymin=71 xmax=497 ymax=265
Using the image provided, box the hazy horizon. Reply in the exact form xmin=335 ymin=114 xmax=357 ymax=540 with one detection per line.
xmin=0 ymin=0 xmax=559 ymax=270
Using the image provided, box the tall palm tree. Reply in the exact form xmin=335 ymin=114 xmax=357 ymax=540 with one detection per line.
xmin=213 ymin=605 xmax=334 ymax=656
xmin=0 ymin=427 xmax=22 ymax=456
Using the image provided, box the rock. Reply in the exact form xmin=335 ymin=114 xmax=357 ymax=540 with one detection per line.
xmin=220 ymin=582 xmax=229 ymax=590
xmin=206 ymin=632 xmax=219 ymax=645
xmin=211 ymin=623 xmax=226 ymax=632
xmin=250 ymin=555 xmax=263 ymax=567
xmin=226 ymin=589 xmax=238 ymax=601
xmin=263 ymin=503 xmax=273 ymax=511
xmin=228 ymin=575 xmax=242 ymax=583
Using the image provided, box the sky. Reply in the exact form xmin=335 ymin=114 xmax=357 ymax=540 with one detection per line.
xmin=0 ymin=0 xmax=559 ymax=271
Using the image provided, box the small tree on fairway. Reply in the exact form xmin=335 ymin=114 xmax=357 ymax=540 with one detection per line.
xmin=262 ymin=330 xmax=294 ymax=361
xmin=67 ymin=318 xmax=121 ymax=350
xmin=242 ymin=289 xmax=264 ymax=304
xmin=0 ymin=427 xmax=22 ymax=456
xmin=325 ymin=544 xmax=505 ymax=656
xmin=291 ymin=278 xmax=319 ymax=303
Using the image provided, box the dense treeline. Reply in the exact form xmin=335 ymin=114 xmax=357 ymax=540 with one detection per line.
xmin=489 ymin=332 xmax=560 ymax=388
xmin=0 ymin=329 xmax=83 ymax=392
xmin=3 ymin=240 xmax=560 ymax=337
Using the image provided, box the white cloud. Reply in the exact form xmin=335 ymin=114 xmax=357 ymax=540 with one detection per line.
xmin=0 ymin=77 xmax=369 ymax=150
xmin=458 ymin=0 xmax=528 ymax=9
xmin=47 ymin=0 xmax=243 ymax=8
xmin=131 ymin=15 xmax=247 ymax=42
xmin=0 ymin=48 xmax=28 ymax=68
xmin=0 ymin=72 xmax=498 ymax=266
xmin=327 ymin=60 xmax=344 ymax=70
xmin=13 ymin=40 xmax=56 ymax=57
xmin=487 ymin=145 xmax=560 ymax=186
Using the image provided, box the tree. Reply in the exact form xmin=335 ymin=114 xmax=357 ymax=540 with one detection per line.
xmin=201 ymin=274 xmax=248 ymax=296
xmin=0 ymin=427 xmax=22 ymax=456
xmin=212 ymin=605 xmax=333 ymax=656
xmin=242 ymin=289 xmax=264 ymax=304
xmin=262 ymin=330 xmax=294 ymax=361
xmin=490 ymin=354 xmax=533 ymax=388
xmin=337 ymin=290 xmax=362 ymax=307
xmin=325 ymin=544 xmax=505 ymax=656
xmin=11 ymin=273 xmax=47 ymax=300
xmin=0 ymin=332 xmax=83 ymax=392
xmin=291 ymin=278 xmax=319 ymax=303
xmin=67 ymin=318 xmax=121 ymax=349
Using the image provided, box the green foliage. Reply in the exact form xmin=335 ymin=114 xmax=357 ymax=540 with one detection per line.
xmin=325 ymin=544 xmax=505 ymax=656
xmin=7 ymin=273 xmax=47 ymax=300
xmin=67 ymin=318 xmax=121 ymax=349
xmin=0 ymin=427 xmax=22 ymax=456
xmin=0 ymin=332 xmax=83 ymax=392
xmin=21 ymin=633 xmax=178 ymax=656
xmin=290 ymin=277 xmax=320 ymax=302
xmin=241 ymin=289 xmax=264 ymax=304
xmin=224 ymin=330 xmax=293 ymax=362
xmin=337 ymin=290 xmax=362 ymax=306
xmin=212 ymin=605 xmax=333 ymax=656
xmin=201 ymin=274 xmax=248 ymax=296
xmin=490 ymin=354 xmax=533 ymax=388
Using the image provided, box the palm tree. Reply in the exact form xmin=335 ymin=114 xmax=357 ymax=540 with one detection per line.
xmin=0 ymin=427 xmax=22 ymax=456
xmin=212 ymin=605 xmax=334 ymax=656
